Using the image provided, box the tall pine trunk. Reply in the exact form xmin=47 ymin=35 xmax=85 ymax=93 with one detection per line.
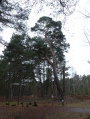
xmin=52 ymin=63 xmax=63 ymax=100
xmin=45 ymin=32 xmax=64 ymax=100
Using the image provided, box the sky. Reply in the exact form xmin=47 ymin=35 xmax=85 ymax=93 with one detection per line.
xmin=64 ymin=0 xmax=90 ymax=76
xmin=0 ymin=0 xmax=90 ymax=76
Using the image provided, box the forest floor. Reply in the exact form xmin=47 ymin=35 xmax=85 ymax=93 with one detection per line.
xmin=0 ymin=95 xmax=90 ymax=119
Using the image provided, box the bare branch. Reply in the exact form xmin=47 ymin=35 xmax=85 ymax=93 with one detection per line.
xmin=59 ymin=0 xmax=79 ymax=15
xmin=84 ymin=32 xmax=90 ymax=46
xmin=0 ymin=37 xmax=8 ymax=46
xmin=77 ymin=10 xmax=90 ymax=18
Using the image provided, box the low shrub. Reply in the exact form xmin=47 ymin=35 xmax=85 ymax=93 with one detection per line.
xmin=5 ymin=102 xmax=9 ymax=106
xmin=28 ymin=102 xmax=31 ymax=105
xmin=33 ymin=101 xmax=37 ymax=107
xmin=12 ymin=104 xmax=16 ymax=106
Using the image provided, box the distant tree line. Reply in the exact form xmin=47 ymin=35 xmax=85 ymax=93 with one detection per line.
xmin=65 ymin=74 xmax=90 ymax=95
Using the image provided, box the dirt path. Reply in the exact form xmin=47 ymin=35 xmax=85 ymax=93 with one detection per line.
xmin=0 ymin=105 xmax=90 ymax=119
xmin=13 ymin=106 xmax=90 ymax=119
xmin=55 ymin=106 xmax=90 ymax=113
xmin=0 ymin=105 xmax=90 ymax=113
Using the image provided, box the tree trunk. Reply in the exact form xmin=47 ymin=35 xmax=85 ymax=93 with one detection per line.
xmin=45 ymin=32 xmax=64 ymax=100
xmin=62 ymin=65 xmax=65 ymax=98
xmin=18 ymin=84 xmax=21 ymax=105
xmin=46 ymin=56 xmax=64 ymax=100
xmin=52 ymin=62 xmax=64 ymax=100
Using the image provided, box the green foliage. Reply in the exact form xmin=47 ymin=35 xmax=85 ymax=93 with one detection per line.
xmin=31 ymin=16 xmax=70 ymax=62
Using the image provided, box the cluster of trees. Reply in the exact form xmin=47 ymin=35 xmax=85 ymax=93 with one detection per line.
xmin=0 ymin=16 xmax=69 ymax=101
xmin=0 ymin=0 xmax=90 ymax=102
xmin=65 ymin=74 xmax=90 ymax=95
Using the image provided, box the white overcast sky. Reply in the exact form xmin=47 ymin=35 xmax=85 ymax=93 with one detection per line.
xmin=0 ymin=0 xmax=90 ymax=76
xmin=64 ymin=0 xmax=90 ymax=76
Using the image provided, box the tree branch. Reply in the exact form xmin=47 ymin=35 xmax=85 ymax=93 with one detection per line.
xmin=84 ymin=32 xmax=90 ymax=46
xmin=45 ymin=55 xmax=53 ymax=66
xmin=45 ymin=32 xmax=55 ymax=62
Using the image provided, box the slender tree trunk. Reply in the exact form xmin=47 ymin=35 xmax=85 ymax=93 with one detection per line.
xmin=18 ymin=84 xmax=21 ymax=105
xmin=62 ymin=65 xmax=65 ymax=98
xmin=45 ymin=32 xmax=64 ymax=100
xmin=52 ymin=61 xmax=64 ymax=100
xmin=8 ymin=66 xmax=11 ymax=102
xmin=38 ymin=64 xmax=44 ymax=98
